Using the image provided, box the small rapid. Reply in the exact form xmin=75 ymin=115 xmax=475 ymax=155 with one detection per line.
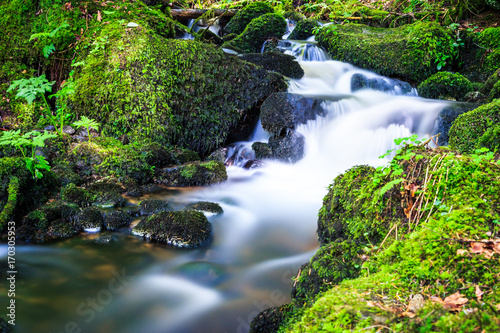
xmin=1 ymin=40 xmax=452 ymax=333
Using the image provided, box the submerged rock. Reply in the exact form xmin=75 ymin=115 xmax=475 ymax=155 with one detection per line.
xmin=351 ymin=73 xmax=413 ymax=94
xmin=268 ymin=130 xmax=305 ymax=163
xmin=104 ymin=211 xmax=133 ymax=230
xmin=182 ymin=201 xmax=223 ymax=216
xmin=138 ymin=199 xmax=171 ymax=216
xmin=132 ymin=211 xmax=212 ymax=248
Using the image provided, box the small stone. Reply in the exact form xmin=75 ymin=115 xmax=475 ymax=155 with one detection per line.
xmin=127 ymin=22 xmax=139 ymax=27
xmin=63 ymin=125 xmax=75 ymax=135
xmin=44 ymin=125 xmax=56 ymax=131
xmin=95 ymin=235 xmax=113 ymax=244
xmin=408 ymin=294 xmax=425 ymax=313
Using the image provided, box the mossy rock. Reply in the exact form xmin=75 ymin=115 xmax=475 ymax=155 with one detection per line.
xmin=224 ymin=1 xmax=274 ymax=35
xmin=18 ymin=201 xmax=79 ymax=243
xmin=140 ymin=142 xmax=176 ymax=168
xmin=459 ymin=28 xmax=500 ymax=82
xmin=249 ymin=304 xmax=294 ymax=333
xmin=138 ymin=199 xmax=171 ymax=216
xmin=417 ymin=72 xmax=474 ymax=101
xmin=51 ymin=160 xmax=84 ymax=187
xmin=68 ymin=25 xmax=286 ymax=156
xmin=316 ymin=21 xmax=455 ymax=83
xmin=449 ymin=99 xmax=500 ymax=153
xmin=434 ymin=103 xmax=479 ymax=145
xmin=291 ymin=240 xmax=363 ymax=303
xmin=60 ymin=183 xmax=93 ymax=207
xmin=481 ymin=68 xmax=500 ymax=95
xmin=317 ymin=164 xmax=403 ymax=246
xmin=0 ymin=157 xmax=57 ymax=228
xmin=173 ymin=148 xmax=200 ymax=164
xmin=239 ymin=52 xmax=304 ymax=79
xmin=71 ymin=139 xmax=154 ymax=184
xmin=75 ymin=207 xmax=103 ymax=232
xmin=103 ymin=211 xmax=132 ymax=231
xmin=132 ymin=210 xmax=212 ymax=248
xmin=488 ymin=80 xmax=500 ymax=102
xmin=86 ymin=181 xmax=126 ymax=208
xmin=156 ymin=160 xmax=227 ymax=187
xmin=283 ymin=11 xmax=305 ymax=23
xmin=252 ymin=142 xmax=273 ymax=160
xmin=288 ymin=19 xmax=319 ymax=40
xmin=182 ymin=201 xmax=223 ymax=216
xmin=280 ymin=149 xmax=500 ymax=332
xmin=222 ymin=13 xmax=287 ymax=54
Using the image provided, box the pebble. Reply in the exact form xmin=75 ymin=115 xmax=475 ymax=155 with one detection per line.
xmin=63 ymin=125 xmax=75 ymax=135
xmin=44 ymin=125 xmax=56 ymax=131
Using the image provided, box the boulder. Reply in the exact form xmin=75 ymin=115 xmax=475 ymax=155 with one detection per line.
xmin=182 ymin=201 xmax=223 ymax=216
xmin=75 ymin=207 xmax=103 ymax=232
xmin=68 ymin=23 xmax=286 ymax=156
xmin=288 ymin=19 xmax=320 ymax=40
xmin=132 ymin=211 xmax=212 ymax=248
xmin=449 ymin=99 xmax=500 ymax=153
xmin=316 ymin=21 xmax=456 ymax=83
xmin=224 ymin=1 xmax=274 ymax=35
xmin=103 ymin=211 xmax=133 ymax=230
xmin=433 ymin=103 xmax=479 ymax=146
xmin=222 ymin=13 xmax=287 ymax=53
xmin=417 ymin=72 xmax=474 ymax=101
xmin=156 ymin=160 xmax=228 ymax=186
xmin=351 ymin=73 xmax=413 ymax=95
xmin=86 ymin=181 xmax=126 ymax=208
xmin=260 ymin=92 xmax=325 ymax=135
xmin=239 ymin=52 xmax=304 ymax=79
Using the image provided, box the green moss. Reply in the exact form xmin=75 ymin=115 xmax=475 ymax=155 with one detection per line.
xmin=281 ymin=148 xmax=500 ymax=332
xmin=60 ymin=183 xmax=93 ymax=207
xmin=139 ymin=199 xmax=171 ymax=216
xmin=449 ymin=99 xmax=500 ymax=153
xmin=157 ymin=160 xmax=228 ymax=186
xmin=417 ymin=72 xmax=474 ymax=101
xmin=68 ymin=26 xmax=285 ymax=156
xmin=488 ymin=80 xmax=500 ymax=102
xmin=224 ymin=1 xmax=274 ymax=35
xmin=222 ymin=13 xmax=287 ymax=53
xmin=288 ymin=19 xmax=320 ymax=40
xmin=316 ymin=21 xmax=456 ymax=83
xmin=283 ymin=11 xmax=305 ymax=23
xmin=132 ymin=210 xmax=212 ymax=248
xmin=0 ymin=177 xmax=19 ymax=229
xmin=479 ymin=27 xmax=500 ymax=49
xmin=182 ymin=201 xmax=223 ymax=215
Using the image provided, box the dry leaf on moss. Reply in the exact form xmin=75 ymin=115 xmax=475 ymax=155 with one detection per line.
xmin=475 ymin=285 xmax=484 ymax=301
xmin=431 ymin=292 xmax=468 ymax=311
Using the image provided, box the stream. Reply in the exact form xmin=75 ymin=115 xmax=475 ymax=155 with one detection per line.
xmin=0 ymin=40 xmax=450 ymax=333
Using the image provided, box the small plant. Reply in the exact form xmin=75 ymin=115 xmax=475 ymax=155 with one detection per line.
xmin=0 ymin=130 xmax=57 ymax=179
xmin=30 ymin=21 xmax=70 ymax=59
xmin=73 ymin=116 xmax=100 ymax=142
xmin=7 ymin=75 xmax=54 ymax=114
xmin=49 ymin=72 xmax=76 ymax=135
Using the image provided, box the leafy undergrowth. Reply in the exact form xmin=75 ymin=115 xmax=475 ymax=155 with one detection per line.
xmin=282 ymin=138 xmax=500 ymax=332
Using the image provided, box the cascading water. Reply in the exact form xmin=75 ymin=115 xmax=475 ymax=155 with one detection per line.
xmin=0 ymin=42 xmax=452 ymax=333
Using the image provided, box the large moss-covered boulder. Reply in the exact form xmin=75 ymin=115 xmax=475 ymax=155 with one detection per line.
xmin=488 ymin=80 xmax=500 ymax=102
xmin=86 ymin=181 xmax=125 ymax=208
xmin=224 ymin=1 xmax=274 ymax=35
xmin=316 ymin=21 xmax=455 ymax=83
xmin=60 ymin=183 xmax=93 ymax=207
xmin=449 ymin=99 xmax=500 ymax=153
xmin=239 ymin=52 xmax=304 ymax=79
xmin=132 ymin=210 xmax=212 ymax=248
xmin=417 ymin=72 xmax=474 ymax=101
xmin=288 ymin=19 xmax=320 ymax=40
xmin=75 ymin=207 xmax=103 ymax=232
xmin=103 ymin=211 xmax=132 ymax=231
xmin=460 ymin=27 xmax=500 ymax=82
xmin=156 ymin=160 xmax=227 ymax=186
xmin=68 ymin=23 xmax=286 ymax=156
xmin=222 ymin=13 xmax=287 ymax=54
xmin=0 ymin=157 xmax=57 ymax=228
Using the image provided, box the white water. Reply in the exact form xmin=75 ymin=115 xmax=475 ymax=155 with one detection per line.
xmin=5 ymin=46 xmax=452 ymax=333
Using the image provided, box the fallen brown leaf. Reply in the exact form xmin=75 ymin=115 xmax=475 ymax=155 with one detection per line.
xmin=431 ymin=292 xmax=468 ymax=311
xmin=97 ymin=10 xmax=102 ymax=22
xmin=470 ymin=242 xmax=485 ymax=254
xmin=475 ymin=285 xmax=483 ymax=301
xmin=456 ymin=249 xmax=468 ymax=256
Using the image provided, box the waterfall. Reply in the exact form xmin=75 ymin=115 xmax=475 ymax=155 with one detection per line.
xmin=8 ymin=44 xmax=452 ymax=333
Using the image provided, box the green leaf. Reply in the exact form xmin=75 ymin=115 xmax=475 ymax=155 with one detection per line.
xmin=43 ymin=44 xmax=56 ymax=58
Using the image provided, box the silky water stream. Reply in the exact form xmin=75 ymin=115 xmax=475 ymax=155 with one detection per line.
xmin=0 ymin=46 xmax=451 ymax=333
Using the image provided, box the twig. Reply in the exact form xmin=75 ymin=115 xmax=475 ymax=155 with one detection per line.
xmin=380 ymin=223 xmax=398 ymax=249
